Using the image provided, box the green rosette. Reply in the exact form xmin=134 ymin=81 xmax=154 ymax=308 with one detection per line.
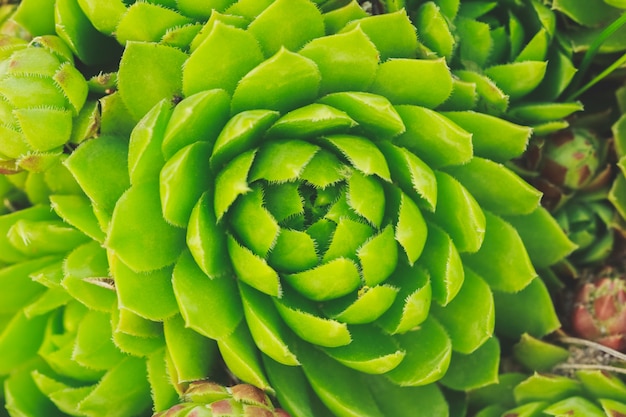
xmin=0 ymin=34 xmax=89 ymax=174
xmin=403 ymin=0 xmax=583 ymax=134
xmin=90 ymin=2 xmax=575 ymax=416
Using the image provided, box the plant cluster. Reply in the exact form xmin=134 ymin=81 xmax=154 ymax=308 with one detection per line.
xmin=0 ymin=0 xmax=626 ymax=416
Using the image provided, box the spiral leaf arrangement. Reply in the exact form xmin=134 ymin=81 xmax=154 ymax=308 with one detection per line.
xmin=0 ymin=34 xmax=88 ymax=174
xmin=51 ymin=1 xmax=578 ymax=416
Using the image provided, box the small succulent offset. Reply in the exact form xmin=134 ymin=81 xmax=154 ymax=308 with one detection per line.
xmin=153 ymin=381 xmax=290 ymax=417
xmin=0 ymin=33 xmax=89 ymax=174
xmin=468 ymin=335 xmax=626 ymax=417
xmin=512 ymin=126 xmax=617 ymax=270
xmin=571 ymin=267 xmax=626 ymax=351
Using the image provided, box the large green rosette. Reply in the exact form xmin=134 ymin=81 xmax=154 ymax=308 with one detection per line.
xmin=99 ymin=1 xmax=574 ymax=416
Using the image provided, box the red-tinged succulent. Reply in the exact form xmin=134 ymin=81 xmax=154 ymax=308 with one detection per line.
xmin=571 ymin=267 xmax=626 ymax=351
xmin=153 ymin=382 xmax=291 ymax=417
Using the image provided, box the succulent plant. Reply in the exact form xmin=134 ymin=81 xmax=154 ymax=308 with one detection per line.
xmin=469 ymin=335 xmax=626 ymax=417
xmin=153 ymin=381 xmax=290 ymax=417
xmin=571 ymin=267 xmax=626 ymax=351
xmin=0 ymin=34 xmax=89 ymax=174
xmin=511 ymin=126 xmax=617 ymax=270
xmin=63 ymin=1 xmax=579 ymax=416
xmin=392 ymin=0 xmax=584 ymax=135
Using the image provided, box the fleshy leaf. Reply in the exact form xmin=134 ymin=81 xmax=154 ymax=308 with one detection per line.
xmin=172 ymin=250 xmax=243 ymax=340
xmin=231 ymin=47 xmax=320 ymax=114
xmin=217 ymin=322 xmax=273 ymax=392
xmin=161 ymin=88 xmax=231 ymax=159
xmin=62 ymin=242 xmax=115 ymax=312
xmin=493 ymin=277 xmax=561 ymax=339
xmin=118 ymin=41 xmax=186 ymax=121
xmin=213 ymin=149 xmax=256 ymax=221
xmin=0 ymin=311 xmax=48 ymax=374
xmin=250 ymin=139 xmax=320 ymax=183
xmin=299 ymin=149 xmax=346 ymax=188
xmin=346 ymin=170 xmax=385 ymax=228
xmin=430 ymin=267 xmax=494 ymax=354
xmin=160 ymin=141 xmax=212 ymax=227
xmin=266 ymin=104 xmax=356 ymax=139
xmin=443 ymin=111 xmax=532 ymax=162
xmin=508 ymin=102 xmax=584 ymax=125
xmin=504 ymin=206 xmax=577 ymax=268
xmin=543 ymin=397 xmax=605 ymax=417
xmin=263 ymin=356 xmax=329 ymax=417
xmin=462 ymin=212 xmax=537 ymax=293
xmin=111 ymin=257 xmax=178 ymax=322
xmin=163 ymin=314 xmax=218 ymax=383
xmin=453 ymin=70 xmax=509 ymax=116
xmin=210 ymin=110 xmax=280 ymax=171
xmin=107 ymin=181 xmax=186 ymax=272
xmin=385 ymin=317 xmax=452 ymax=386
xmin=14 ymin=108 xmax=72 ymax=152
xmin=183 ymin=21 xmax=264 ymax=96
xmin=369 ymin=58 xmax=453 ymax=108
xmin=77 ymin=356 xmax=152 ymax=417
xmin=484 ymin=61 xmax=548 ymax=101
xmin=322 ymin=326 xmax=405 ymax=374
xmin=247 ymin=0 xmax=324 ymax=56
xmin=323 ymin=284 xmax=399 ymax=324
xmin=514 ymin=373 xmax=582 ymax=404
xmin=430 ymin=171 xmax=486 ymax=253
xmin=358 ymin=225 xmax=398 ymax=286
xmin=418 ymin=224 xmax=464 ymax=306
xmin=297 ymin=341 xmax=386 ymax=417
xmin=268 ymin=229 xmax=318 ymax=273
xmin=324 ymin=134 xmax=391 ymax=180
xmin=0 ymin=257 xmax=57 ymax=314
xmin=394 ymin=105 xmax=473 ymax=169
xmin=227 ymin=234 xmax=281 ymax=297
xmin=49 ymin=195 xmax=105 ymax=243
xmin=365 ymin=376 xmax=450 ymax=417
xmin=299 ymin=27 xmax=379 ymax=95
xmin=377 ymin=264 xmax=432 ymax=334
xmin=115 ymin=2 xmax=192 ymax=44
xmin=339 ymin=10 xmax=418 ymax=61
xmin=513 ymin=334 xmax=570 ymax=373
xmin=284 ymin=257 xmax=361 ymax=302
xmin=239 ymin=283 xmax=299 ymax=366
xmin=414 ymin=1 xmax=455 ymax=59
xmin=439 ymin=336 xmax=500 ymax=391
xmin=318 ymin=92 xmax=405 ymax=139
xmin=274 ymin=289 xmax=351 ymax=347
xmin=445 ymin=157 xmax=542 ymax=216
xmin=73 ymin=310 xmax=125 ymax=370
xmin=379 ymin=143 xmax=437 ymax=212
xmin=229 ymin=185 xmax=280 ymax=258
xmin=187 ymin=191 xmax=231 ymax=278
xmin=127 ymin=99 xmax=172 ymax=186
